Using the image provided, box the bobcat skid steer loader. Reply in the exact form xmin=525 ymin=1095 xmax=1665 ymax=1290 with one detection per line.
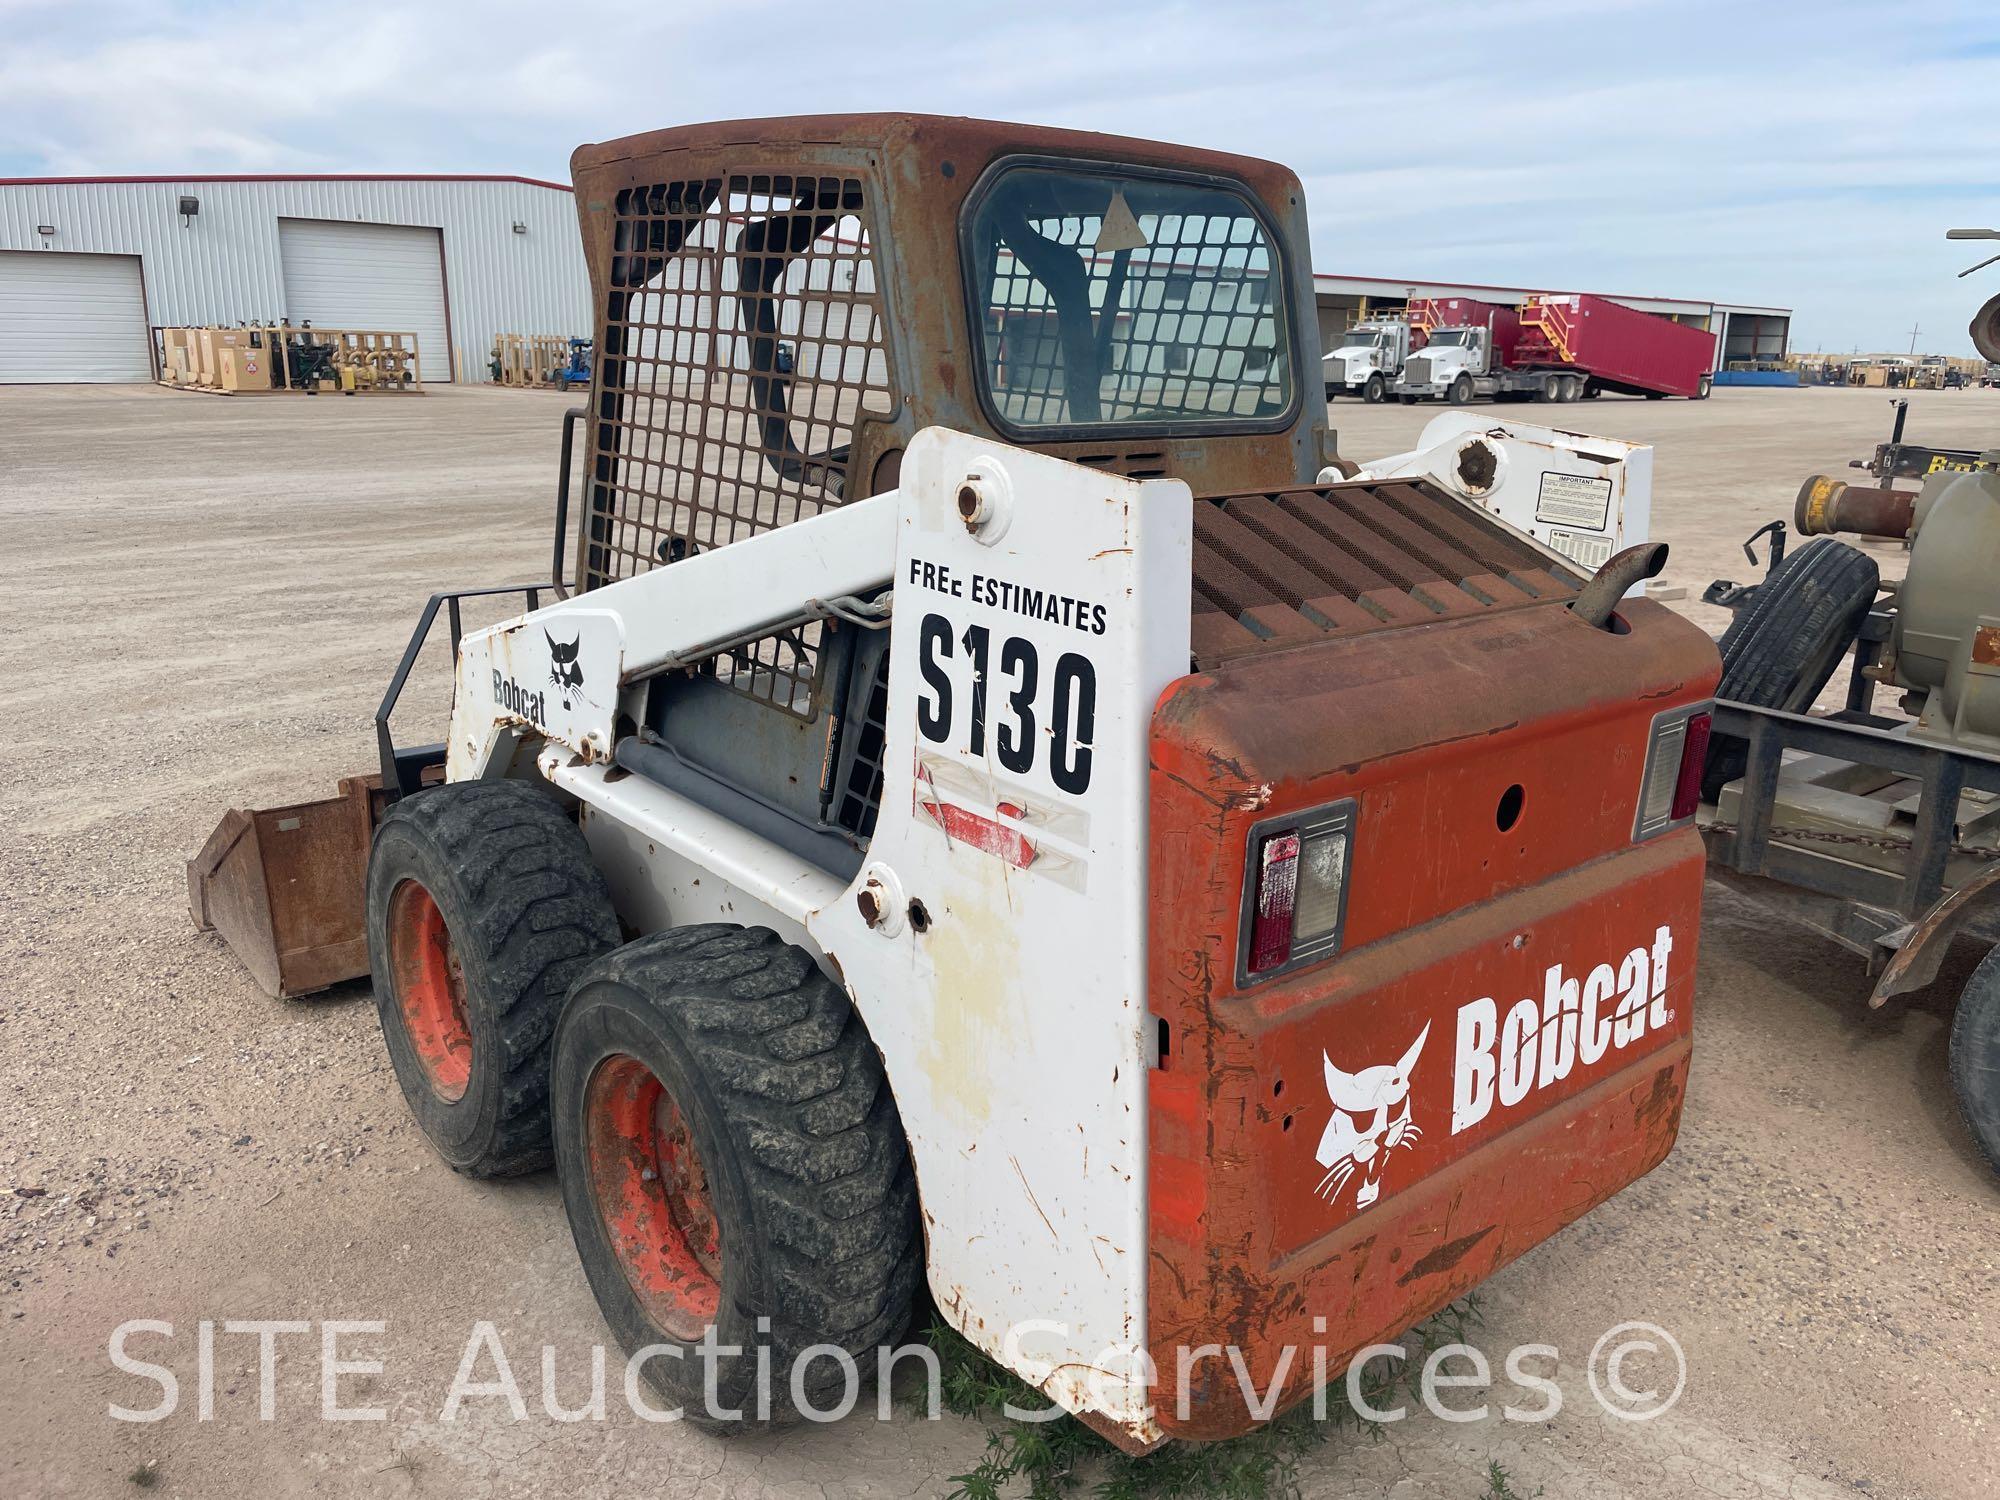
xmin=189 ymin=115 xmax=1719 ymax=1448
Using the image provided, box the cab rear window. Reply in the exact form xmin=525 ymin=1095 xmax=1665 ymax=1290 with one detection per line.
xmin=963 ymin=165 xmax=1293 ymax=434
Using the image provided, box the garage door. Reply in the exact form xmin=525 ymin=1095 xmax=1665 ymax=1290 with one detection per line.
xmin=0 ymin=251 xmax=152 ymax=383
xmin=279 ymin=219 xmax=451 ymax=381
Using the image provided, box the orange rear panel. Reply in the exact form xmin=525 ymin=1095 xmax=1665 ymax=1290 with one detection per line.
xmin=1146 ymin=598 xmax=1717 ymax=1440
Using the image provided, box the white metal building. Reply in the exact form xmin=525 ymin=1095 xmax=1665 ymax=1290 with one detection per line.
xmin=1313 ymin=271 xmax=1791 ymax=374
xmin=0 ymin=174 xmax=590 ymax=383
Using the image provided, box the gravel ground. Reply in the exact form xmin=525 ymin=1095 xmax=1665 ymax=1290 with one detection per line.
xmin=1 ymin=382 xmax=1995 ymax=1499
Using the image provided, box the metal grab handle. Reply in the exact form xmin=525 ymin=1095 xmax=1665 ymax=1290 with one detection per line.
xmin=551 ymin=403 xmax=587 ymax=600
xmin=1742 ymin=519 xmax=1787 ymax=569
xmin=374 ymin=583 xmax=548 ymax=799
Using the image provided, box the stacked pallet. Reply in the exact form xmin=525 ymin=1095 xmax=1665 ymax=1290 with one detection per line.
xmin=154 ymin=325 xmax=422 ymax=395
xmin=490 ymin=334 xmax=574 ymax=388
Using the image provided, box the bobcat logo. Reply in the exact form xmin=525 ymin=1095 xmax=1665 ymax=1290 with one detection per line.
xmin=546 ymin=631 xmax=584 ymax=709
xmin=1314 ymin=1023 xmax=1428 ymax=1209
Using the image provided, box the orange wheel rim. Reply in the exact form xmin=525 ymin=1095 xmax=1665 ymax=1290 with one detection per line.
xmin=584 ymin=1054 xmax=723 ymax=1340
xmin=387 ymin=880 xmax=473 ymax=1102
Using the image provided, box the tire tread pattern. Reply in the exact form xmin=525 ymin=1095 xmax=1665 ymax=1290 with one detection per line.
xmin=580 ymin=926 xmax=921 ymax=1410
xmin=377 ymin=781 xmax=621 ymax=1176
xmin=1949 ymin=946 xmax=2000 ymax=1180
xmin=1702 ymin=539 xmax=1880 ymax=800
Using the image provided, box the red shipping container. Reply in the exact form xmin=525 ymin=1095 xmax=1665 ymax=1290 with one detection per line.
xmin=1519 ymin=293 xmax=1715 ymax=398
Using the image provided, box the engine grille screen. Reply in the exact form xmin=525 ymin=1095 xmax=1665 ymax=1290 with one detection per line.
xmin=1188 ymin=477 xmax=1584 ymax=666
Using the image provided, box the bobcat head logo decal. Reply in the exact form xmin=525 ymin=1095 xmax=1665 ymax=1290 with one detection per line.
xmin=546 ymin=630 xmax=583 ymax=709
xmin=1315 ymin=1023 xmax=1428 ymax=1210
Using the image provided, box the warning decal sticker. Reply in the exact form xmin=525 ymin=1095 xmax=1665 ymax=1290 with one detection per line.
xmin=1535 ymin=471 xmax=1614 ymax=530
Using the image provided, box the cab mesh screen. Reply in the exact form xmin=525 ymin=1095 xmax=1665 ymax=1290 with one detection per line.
xmin=582 ymin=172 xmax=894 ymax=714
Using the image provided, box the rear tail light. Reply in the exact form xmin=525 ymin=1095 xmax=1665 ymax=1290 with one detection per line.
xmin=1243 ymin=802 xmax=1357 ymax=981
xmin=1634 ymin=705 xmax=1713 ymax=839
xmin=1672 ymin=712 xmax=1711 ymax=821
xmin=1249 ymin=833 xmax=1300 ymax=972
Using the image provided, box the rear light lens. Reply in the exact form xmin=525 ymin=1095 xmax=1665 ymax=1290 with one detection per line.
xmin=1249 ymin=832 xmax=1300 ymax=973
xmin=1671 ymin=712 xmax=1711 ymax=821
xmin=1634 ymin=704 xmax=1713 ymax=839
xmin=1244 ymin=802 xmax=1357 ymax=979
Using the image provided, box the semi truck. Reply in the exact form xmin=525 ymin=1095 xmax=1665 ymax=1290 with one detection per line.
xmin=1322 ymin=318 xmax=1410 ymax=402
xmin=1395 ymin=292 xmax=1716 ymax=404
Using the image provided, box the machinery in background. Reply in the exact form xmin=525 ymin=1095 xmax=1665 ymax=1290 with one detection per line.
xmin=1695 ymin=230 xmax=2000 ymax=1178
xmin=555 ymin=336 xmax=592 ymax=389
xmin=154 ymin=324 xmax=420 ymax=394
xmin=490 ymin=333 xmax=592 ymax=388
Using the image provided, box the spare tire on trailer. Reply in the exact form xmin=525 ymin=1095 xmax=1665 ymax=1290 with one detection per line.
xmin=1701 ymin=538 xmax=1880 ymax=801
xmin=1949 ymin=944 xmax=2000 ymax=1178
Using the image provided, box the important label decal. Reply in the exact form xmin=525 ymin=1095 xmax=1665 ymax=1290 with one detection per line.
xmin=1534 ymin=471 xmax=1614 ymax=530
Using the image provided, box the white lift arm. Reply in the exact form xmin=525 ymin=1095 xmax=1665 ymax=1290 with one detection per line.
xmin=447 ymin=491 xmax=900 ymax=780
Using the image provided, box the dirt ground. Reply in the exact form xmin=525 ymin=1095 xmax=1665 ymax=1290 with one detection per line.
xmin=1 ymin=383 xmax=1996 ymax=1499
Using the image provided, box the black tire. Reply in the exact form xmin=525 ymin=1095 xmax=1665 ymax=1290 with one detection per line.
xmin=1364 ymin=373 xmax=1386 ymax=404
xmin=366 ymin=780 xmax=621 ymax=1177
xmin=1701 ymin=538 xmax=1880 ymax=800
xmin=1696 ymin=375 xmax=1713 ymax=400
xmin=1949 ymin=946 xmax=2000 ymax=1178
xmin=552 ymin=925 xmax=920 ymax=1427
xmin=1535 ymin=377 xmax=1558 ymax=402
xmin=1449 ymin=372 xmax=1475 ymax=405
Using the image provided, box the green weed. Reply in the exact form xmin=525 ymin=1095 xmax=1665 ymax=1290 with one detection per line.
xmin=924 ymin=1295 xmax=1486 ymax=1499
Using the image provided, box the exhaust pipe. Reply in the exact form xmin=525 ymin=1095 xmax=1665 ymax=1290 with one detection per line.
xmin=1795 ymin=474 xmax=1915 ymax=540
xmin=1569 ymin=541 xmax=1668 ymax=630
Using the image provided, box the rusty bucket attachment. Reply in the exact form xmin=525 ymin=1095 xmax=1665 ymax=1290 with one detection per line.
xmin=187 ymin=774 xmax=383 ymax=998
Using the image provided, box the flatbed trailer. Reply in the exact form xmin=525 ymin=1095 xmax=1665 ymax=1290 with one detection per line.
xmin=1702 ymin=564 xmax=2000 ymax=1178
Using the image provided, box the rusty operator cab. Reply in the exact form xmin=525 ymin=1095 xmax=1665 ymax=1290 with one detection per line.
xmin=192 ymin=114 xmax=1721 ymax=1446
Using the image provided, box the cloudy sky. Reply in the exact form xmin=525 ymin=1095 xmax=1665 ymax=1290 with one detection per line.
xmin=4 ymin=0 xmax=1997 ymax=354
